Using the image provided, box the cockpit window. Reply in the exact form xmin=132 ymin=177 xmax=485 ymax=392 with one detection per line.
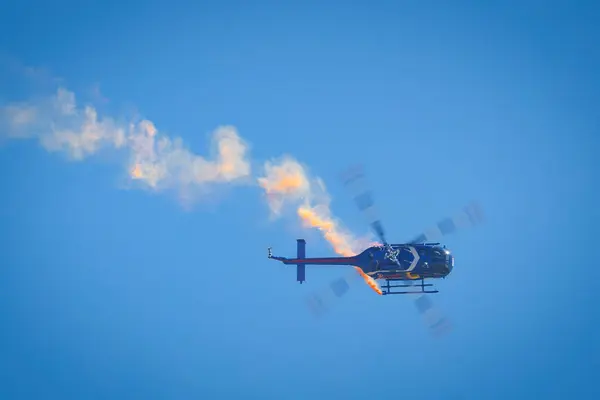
xmin=432 ymin=250 xmax=446 ymax=262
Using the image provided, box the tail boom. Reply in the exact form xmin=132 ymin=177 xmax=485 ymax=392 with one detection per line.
xmin=267 ymin=239 xmax=358 ymax=284
xmin=280 ymin=257 xmax=358 ymax=266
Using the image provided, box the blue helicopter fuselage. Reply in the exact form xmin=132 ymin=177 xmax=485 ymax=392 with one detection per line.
xmin=353 ymin=243 xmax=453 ymax=279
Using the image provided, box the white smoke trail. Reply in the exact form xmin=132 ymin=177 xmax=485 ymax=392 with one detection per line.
xmin=1 ymin=87 xmax=252 ymax=199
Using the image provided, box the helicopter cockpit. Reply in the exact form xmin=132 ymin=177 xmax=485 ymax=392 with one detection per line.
xmin=431 ymin=246 xmax=453 ymax=272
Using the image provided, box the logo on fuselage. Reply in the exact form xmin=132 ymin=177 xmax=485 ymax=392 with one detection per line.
xmin=375 ymin=244 xmax=401 ymax=264
xmin=374 ymin=245 xmax=420 ymax=272
xmin=384 ymin=246 xmax=400 ymax=263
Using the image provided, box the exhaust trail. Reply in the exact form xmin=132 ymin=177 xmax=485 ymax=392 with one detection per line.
xmin=1 ymin=82 xmax=380 ymax=293
xmin=1 ymin=88 xmax=252 ymax=200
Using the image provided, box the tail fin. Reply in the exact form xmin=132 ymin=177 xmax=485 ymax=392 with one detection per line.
xmin=297 ymin=239 xmax=306 ymax=284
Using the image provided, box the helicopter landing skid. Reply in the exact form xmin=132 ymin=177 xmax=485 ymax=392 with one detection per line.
xmin=381 ymin=278 xmax=439 ymax=295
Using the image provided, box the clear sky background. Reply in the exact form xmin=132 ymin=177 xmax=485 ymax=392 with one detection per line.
xmin=0 ymin=1 xmax=598 ymax=399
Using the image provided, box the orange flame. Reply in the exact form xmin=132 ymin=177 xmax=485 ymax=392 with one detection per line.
xmin=353 ymin=266 xmax=383 ymax=295
xmin=297 ymin=207 xmax=356 ymax=257
xmin=130 ymin=163 xmax=143 ymax=179
xmin=297 ymin=206 xmax=382 ymax=295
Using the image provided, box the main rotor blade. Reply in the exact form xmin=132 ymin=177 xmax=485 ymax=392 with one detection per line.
xmin=305 ymin=272 xmax=452 ymax=337
xmin=402 ymin=278 xmax=453 ymax=337
xmin=340 ymin=164 xmax=388 ymax=245
xmin=304 ymin=268 xmax=364 ymax=317
xmin=408 ymin=201 xmax=484 ymax=244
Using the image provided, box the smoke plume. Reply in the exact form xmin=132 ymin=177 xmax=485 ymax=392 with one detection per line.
xmin=1 ymin=85 xmax=379 ymax=291
xmin=1 ymin=88 xmax=251 ymax=196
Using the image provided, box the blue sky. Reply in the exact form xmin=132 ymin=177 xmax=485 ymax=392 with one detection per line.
xmin=1 ymin=1 xmax=598 ymax=399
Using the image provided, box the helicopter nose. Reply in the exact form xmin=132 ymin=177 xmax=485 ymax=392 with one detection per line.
xmin=448 ymin=255 xmax=454 ymax=272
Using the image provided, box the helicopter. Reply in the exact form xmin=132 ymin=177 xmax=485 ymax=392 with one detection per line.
xmin=267 ymin=164 xmax=483 ymax=296
xmin=267 ymin=241 xmax=453 ymax=295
